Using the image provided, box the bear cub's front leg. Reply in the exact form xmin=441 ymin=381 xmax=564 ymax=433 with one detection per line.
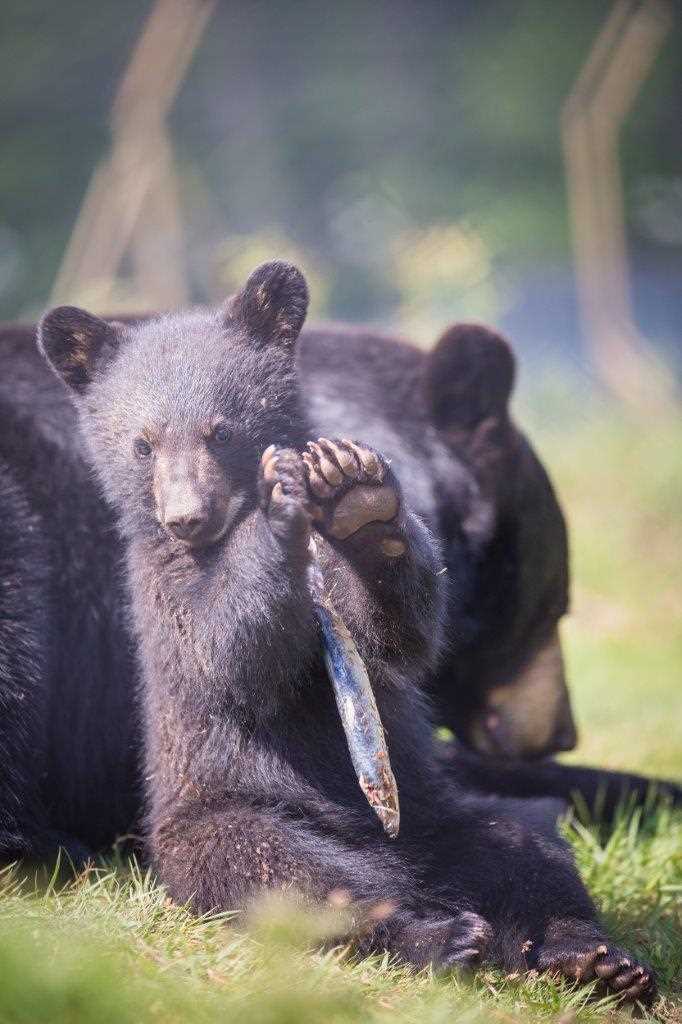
xmin=298 ymin=436 xmax=444 ymax=683
xmin=259 ymin=444 xmax=312 ymax=562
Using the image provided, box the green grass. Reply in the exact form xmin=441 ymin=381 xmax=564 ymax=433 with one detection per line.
xmin=524 ymin=395 xmax=682 ymax=777
xmin=1 ymin=400 xmax=681 ymax=1023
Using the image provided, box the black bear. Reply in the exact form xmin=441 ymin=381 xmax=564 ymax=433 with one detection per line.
xmin=298 ymin=322 xmax=667 ymax=815
xmin=0 ymin=325 xmax=138 ymax=862
xmin=0 ymin=296 xmax=679 ymax=866
xmin=37 ymin=261 xmax=655 ymax=1001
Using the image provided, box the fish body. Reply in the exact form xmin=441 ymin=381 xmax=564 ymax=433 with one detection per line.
xmin=308 ymin=538 xmax=400 ymax=838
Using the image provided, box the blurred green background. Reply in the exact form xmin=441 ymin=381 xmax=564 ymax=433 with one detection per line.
xmin=0 ymin=3 xmax=680 ymax=1019
xmin=1 ymin=0 xmax=680 ymax=356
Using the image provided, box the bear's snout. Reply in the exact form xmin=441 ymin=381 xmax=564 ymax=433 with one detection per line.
xmin=164 ymin=507 xmax=210 ymax=542
xmin=154 ymin=451 xmax=232 ymax=548
xmin=160 ymin=488 xmax=231 ymax=547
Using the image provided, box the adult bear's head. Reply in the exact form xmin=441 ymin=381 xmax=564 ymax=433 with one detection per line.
xmin=38 ymin=261 xmax=309 ymax=547
xmin=425 ymin=323 xmax=577 ymax=759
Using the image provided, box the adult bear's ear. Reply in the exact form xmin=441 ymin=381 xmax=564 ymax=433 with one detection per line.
xmin=38 ymin=306 xmax=122 ymax=394
xmin=229 ymin=260 xmax=309 ymax=348
xmin=425 ymin=323 xmax=515 ymax=434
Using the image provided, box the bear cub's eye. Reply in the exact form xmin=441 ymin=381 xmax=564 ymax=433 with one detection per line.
xmin=212 ymin=423 xmax=230 ymax=444
xmin=134 ymin=437 xmax=153 ymax=459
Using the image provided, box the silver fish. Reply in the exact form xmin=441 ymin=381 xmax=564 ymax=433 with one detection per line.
xmin=308 ymin=536 xmax=400 ymax=839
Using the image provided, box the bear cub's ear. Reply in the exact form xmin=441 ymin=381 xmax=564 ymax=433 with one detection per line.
xmin=230 ymin=261 xmax=309 ymax=348
xmin=38 ymin=306 xmax=122 ymax=394
xmin=425 ymin=323 xmax=515 ymax=433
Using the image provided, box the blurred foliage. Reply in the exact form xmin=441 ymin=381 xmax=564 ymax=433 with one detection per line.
xmin=0 ymin=0 xmax=680 ymax=347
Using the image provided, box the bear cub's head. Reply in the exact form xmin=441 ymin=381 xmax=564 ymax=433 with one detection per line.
xmin=39 ymin=261 xmax=309 ymax=547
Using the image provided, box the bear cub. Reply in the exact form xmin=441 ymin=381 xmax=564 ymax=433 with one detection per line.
xmin=39 ymin=261 xmax=654 ymax=1001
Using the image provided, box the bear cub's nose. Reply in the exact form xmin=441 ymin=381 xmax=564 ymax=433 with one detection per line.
xmin=165 ymin=512 xmax=207 ymax=541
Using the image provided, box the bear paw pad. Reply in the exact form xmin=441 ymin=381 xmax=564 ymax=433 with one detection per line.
xmin=303 ymin=438 xmax=400 ymax=542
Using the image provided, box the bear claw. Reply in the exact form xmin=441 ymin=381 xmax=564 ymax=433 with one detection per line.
xmin=534 ymin=932 xmax=655 ymax=1004
xmin=303 ymin=438 xmax=399 ymax=542
xmin=258 ymin=446 xmax=311 ymax=548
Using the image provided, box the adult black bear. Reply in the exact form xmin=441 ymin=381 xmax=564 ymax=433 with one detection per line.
xmin=0 ymin=327 xmax=138 ymax=861
xmin=37 ymin=261 xmax=655 ymax=1000
xmin=298 ymin=322 xmax=675 ymax=816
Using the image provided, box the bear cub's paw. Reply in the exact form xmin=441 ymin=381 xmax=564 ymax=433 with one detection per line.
xmin=259 ymin=446 xmax=311 ymax=550
xmin=392 ymin=909 xmax=492 ymax=973
xmin=532 ymin=927 xmax=655 ymax=1004
xmin=303 ymin=438 xmax=401 ymax=546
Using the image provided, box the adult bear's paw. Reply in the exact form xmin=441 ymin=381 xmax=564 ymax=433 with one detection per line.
xmin=302 ymin=437 xmax=401 ymax=547
xmin=531 ymin=921 xmax=655 ymax=1004
xmin=259 ymin=445 xmax=311 ymax=550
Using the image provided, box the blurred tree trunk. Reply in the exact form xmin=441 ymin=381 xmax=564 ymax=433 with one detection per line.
xmin=52 ymin=0 xmax=216 ymax=312
xmin=562 ymin=0 xmax=676 ymax=413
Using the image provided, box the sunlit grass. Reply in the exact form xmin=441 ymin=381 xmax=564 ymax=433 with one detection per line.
xmin=1 ymin=801 xmax=680 ymax=1024
xmin=521 ymin=388 xmax=682 ymax=778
